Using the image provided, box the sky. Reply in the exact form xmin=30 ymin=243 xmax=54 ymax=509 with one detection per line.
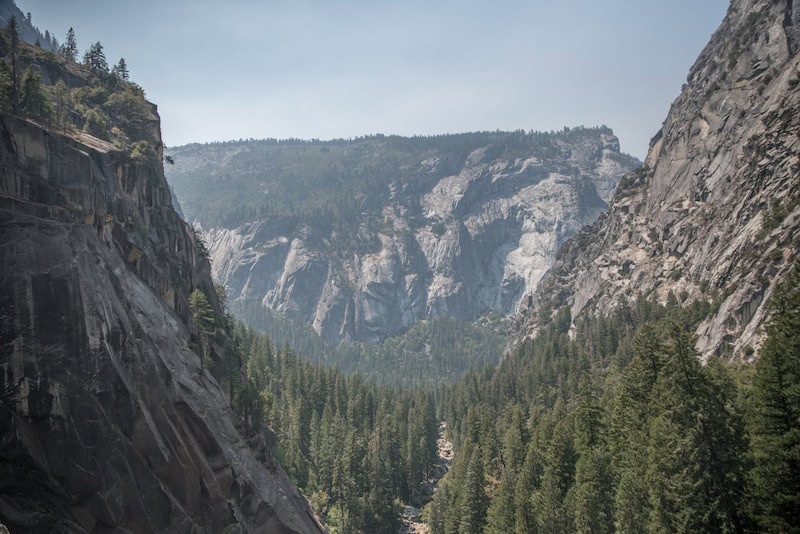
xmin=19 ymin=0 xmax=728 ymax=158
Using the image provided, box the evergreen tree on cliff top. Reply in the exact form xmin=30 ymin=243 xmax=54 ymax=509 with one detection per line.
xmin=61 ymin=27 xmax=77 ymax=62
xmin=83 ymin=41 xmax=108 ymax=75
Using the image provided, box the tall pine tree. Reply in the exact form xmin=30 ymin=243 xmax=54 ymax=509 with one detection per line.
xmin=458 ymin=448 xmax=488 ymax=534
xmin=748 ymin=264 xmax=800 ymax=532
xmin=61 ymin=27 xmax=78 ymax=62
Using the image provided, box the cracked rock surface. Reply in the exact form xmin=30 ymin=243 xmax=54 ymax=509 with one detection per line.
xmin=0 ymin=115 xmax=325 ymax=533
xmin=518 ymin=0 xmax=800 ymax=361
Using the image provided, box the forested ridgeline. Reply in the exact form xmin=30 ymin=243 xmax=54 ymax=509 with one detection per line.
xmin=167 ymin=126 xmax=637 ymax=232
xmin=427 ymin=264 xmax=800 ymax=534
xmin=233 ymin=300 xmax=507 ymax=387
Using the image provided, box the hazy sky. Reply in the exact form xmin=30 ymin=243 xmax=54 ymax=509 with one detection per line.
xmin=19 ymin=0 xmax=728 ymax=158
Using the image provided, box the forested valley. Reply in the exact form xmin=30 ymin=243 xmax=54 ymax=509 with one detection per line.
xmin=2 ymin=0 xmax=799 ymax=532
xmin=224 ymin=321 xmax=438 ymax=533
xmin=216 ymin=266 xmax=800 ymax=533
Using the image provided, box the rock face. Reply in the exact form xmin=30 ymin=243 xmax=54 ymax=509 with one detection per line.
xmin=520 ymin=0 xmax=800 ymax=360
xmin=169 ymin=130 xmax=636 ymax=343
xmin=0 ymin=115 xmax=325 ymax=533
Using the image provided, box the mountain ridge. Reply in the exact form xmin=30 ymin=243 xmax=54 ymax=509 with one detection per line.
xmin=517 ymin=0 xmax=800 ymax=361
xmin=167 ymin=128 xmax=638 ymax=343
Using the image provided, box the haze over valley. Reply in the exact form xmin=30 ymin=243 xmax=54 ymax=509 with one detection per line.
xmin=1 ymin=1 xmax=798 ymax=533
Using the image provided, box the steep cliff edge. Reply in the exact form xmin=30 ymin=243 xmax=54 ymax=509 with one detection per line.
xmin=168 ymin=130 xmax=637 ymax=343
xmin=0 ymin=114 xmax=324 ymax=532
xmin=520 ymin=0 xmax=800 ymax=360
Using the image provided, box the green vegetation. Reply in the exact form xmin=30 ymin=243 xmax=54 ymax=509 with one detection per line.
xmin=0 ymin=21 xmax=159 ymax=165
xmin=189 ymin=288 xmax=215 ymax=334
xmin=189 ymin=288 xmax=216 ymax=370
xmin=5 ymin=12 xmax=795 ymax=534
xmin=234 ymin=300 xmax=507 ymax=387
xmin=423 ymin=265 xmax=800 ymax=534
xmin=747 ymin=265 xmax=800 ymax=531
xmin=82 ymin=41 xmax=108 ymax=75
xmin=222 ymin=266 xmax=799 ymax=532
xmin=166 ymin=127 xmax=640 ymax=236
xmin=60 ymin=27 xmax=77 ymax=62
xmin=229 ymin=323 xmax=438 ymax=533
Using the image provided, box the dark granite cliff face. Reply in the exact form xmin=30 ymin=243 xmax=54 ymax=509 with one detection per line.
xmin=518 ymin=0 xmax=800 ymax=360
xmin=0 ymin=115 xmax=325 ymax=533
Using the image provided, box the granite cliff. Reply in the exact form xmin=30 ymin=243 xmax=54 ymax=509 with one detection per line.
xmin=0 ymin=112 xmax=324 ymax=531
xmin=168 ymin=130 xmax=637 ymax=343
xmin=520 ymin=0 xmax=800 ymax=360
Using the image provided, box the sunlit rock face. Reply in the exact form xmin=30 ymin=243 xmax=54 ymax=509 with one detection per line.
xmin=169 ymin=129 xmax=636 ymax=343
xmin=517 ymin=0 xmax=800 ymax=361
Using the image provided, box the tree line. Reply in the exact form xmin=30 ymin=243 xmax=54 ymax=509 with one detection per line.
xmin=233 ymin=300 xmax=506 ymax=387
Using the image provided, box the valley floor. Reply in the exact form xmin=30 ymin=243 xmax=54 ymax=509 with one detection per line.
xmin=400 ymin=423 xmax=454 ymax=534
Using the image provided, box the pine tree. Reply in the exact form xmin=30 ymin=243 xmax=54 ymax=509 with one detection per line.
xmin=112 ymin=58 xmax=130 ymax=82
xmin=485 ymin=469 xmax=516 ymax=534
xmin=7 ymin=15 xmax=19 ymax=112
xmin=83 ymin=41 xmax=109 ymax=75
xmin=646 ymin=324 xmax=746 ymax=533
xmin=485 ymin=406 xmax=527 ymax=533
xmin=458 ymin=448 xmax=488 ymax=534
xmin=614 ymin=469 xmax=650 ymax=534
xmin=189 ymin=288 xmax=215 ymax=371
xmin=286 ymin=396 xmax=310 ymax=487
xmin=333 ymin=430 xmax=365 ymax=533
xmin=575 ymin=375 xmax=602 ymax=452
xmin=748 ymin=264 xmax=800 ymax=532
xmin=311 ymin=404 xmax=337 ymax=495
xmin=61 ymin=27 xmax=78 ymax=62
xmin=52 ymin=79 xmax=69 ymax=130
xmin=365 ymin=428 xmax=399 ymax=533
xmin=609 ymin=323 xmax=663 ymax=532
xmin=573 ymin=376 xmax=614 ymax=533
xmin=533 ymin=421 xmax=575 ymax=533
xmin=189 ymin=288 xmax=215 ymax=335
xmin=0 ymin=62 xmax=13 ymax=112
xmin=19 ymin=68 xmax=52 ymax=122
xmin=514 ymin=441 xmax=542 ymax=534
xmin=501 ymin=405 xmax=526 ymax=473
xmin=573 ymin=449 xmax=614 ymax=534
xmin=428 ymin=482 xmax=449 ymax=534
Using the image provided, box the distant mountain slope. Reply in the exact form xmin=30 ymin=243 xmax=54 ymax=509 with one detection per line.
xmin=0 ymin=0 xmax=59 ymax=51
xmin=519 ymin=0 xmax=800 ymax=360
xmin=167 ymin=129 xmax=638 ymax=343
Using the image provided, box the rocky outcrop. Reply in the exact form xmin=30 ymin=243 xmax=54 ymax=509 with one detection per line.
xmin=0 ymin=115 xmax=325 ymax=533
xmin=176 ymin=130 xmax=636 ymax=343
xmin=520 ymin=0 xmax=800 ymax=361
